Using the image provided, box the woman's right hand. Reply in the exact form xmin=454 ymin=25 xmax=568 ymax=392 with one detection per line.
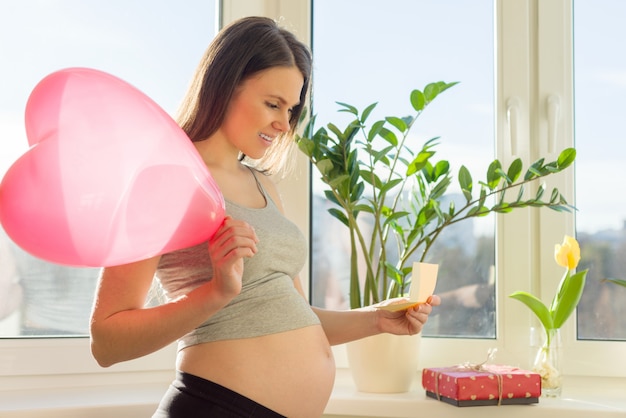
xmin=206 ymin=216 xmax=258 ymax=300
xmin=90 ymin=216 xmax=258 ymax=367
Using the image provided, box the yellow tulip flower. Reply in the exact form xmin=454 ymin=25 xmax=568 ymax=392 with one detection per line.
xmin=554 ymin=235 xmax=580 ymax=270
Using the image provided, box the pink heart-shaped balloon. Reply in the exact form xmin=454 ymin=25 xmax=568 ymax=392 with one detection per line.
xmin=0 ymin=68 xmax=225 ymax=267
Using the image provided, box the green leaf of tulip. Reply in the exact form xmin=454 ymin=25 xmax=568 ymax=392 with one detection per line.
xmin=551 ymin=269 xmax=587 ymax=329
xmin=509 ymin=291 xmax=554 ymax=331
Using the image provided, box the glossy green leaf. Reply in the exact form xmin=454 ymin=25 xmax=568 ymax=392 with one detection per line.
xmin=386 ymin=116 xmax=408 ymax=132
xmin=351 ymin=180 xmax=365 ymax=201
xmin=380 ymin=178 xmax=403 ymax=194
xmin=535 ymin=183 xmax=546 ymax=200
xmin=406 ymin=150 xmax=435 ymax=176
xmin=360 ymin=169 xmax=382 ymax=189
xmin=410 ymin=89 xmax=425 ymax=111
xmin=367 ymin=120 xmax=386 ymax=142
xmin=328 ymin=174 xmax=350 ymax=189
xmin=551 ymin=269 xmax=588 ymax=329
xmin=429 ymin=176 xmax=452 ymax=200
xmin=353 ymin=203 xmax=374 ymax=214
xmin=315 ymin=159 xmax=334 ymax=176
xmin=467 ymin=206 xmax=479 ymax=216
xmin=524 ymin=158 xmax=545 ymax=180
xmin=507 ymin=158 xmax=523 ymax=183
xmin=493 ymin=202 xmax=513 ymax=213
xmin=544 ymin=162 xmax=560 ymax=173
xmin=323 ymin=190 xmax=339 ymax=206
xmin=378 ymin=127 xmax=398 ymax=146
xmin=548 ymin=204 xmax=570 ymax=213
xmin=360 ymin=102 xmax=378 ymax=123
xmin=422 ymin=136 xmax=440 ymax=149
xmin=458 ymin=165 xmax=472 ymax=201
xmin=439 ymin=81 xmax=460 ymax=93
xmin=550 ymin=188 xmax=559 ymax=204
xmin=423 ymin=82 xmax=441 ymax=102
xmin=383 ymin=211 xmax=410 ymax=227
xmin=336 ymin=101 xmax=359 ymax=115
xmin=509 ymin=291 xmax=554 ymax=331
xmin=604 ymin=278 xmax=626 ymax=287
xmin=448 ymin=199 xmax=456 ymax=216
xmin=486 ymin=160 xmax=502 ymax=190
xmin=328 ymin=208 xmax=349 ymax=227
xmin=432 ymin=160 xmax=450 ymax=181
xmin=365 ymin=144 xmax=393 ymax=164
xmin=344 ymin=121 xmax=361 ymax=144
xmin=557 ymin=147 xmax=576 ymax=169
xmin=478 ymin=187 xmax=487 ymax=209
xmin=296 ymin=136 xmax=315 ymax=157
xmin=516 ymin=184 xmax=525 ymax=202
xmin=495 ymin=168 xmax=511 ymax=185
xmin=327 ymin=122 xmax=344 ymax=140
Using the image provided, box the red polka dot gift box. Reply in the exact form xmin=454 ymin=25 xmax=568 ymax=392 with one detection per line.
xmin=422 ymin=364 xmax=541 ymax=407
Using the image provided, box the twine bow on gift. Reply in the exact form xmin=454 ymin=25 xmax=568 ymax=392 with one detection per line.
xmin=433 ymin=348 xmax=505 ymax=406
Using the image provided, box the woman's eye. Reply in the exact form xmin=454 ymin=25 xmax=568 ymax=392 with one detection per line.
xmin=266 ymin=102 xmax=280 ymax=110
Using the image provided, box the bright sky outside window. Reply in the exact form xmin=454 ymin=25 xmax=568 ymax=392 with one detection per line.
xmin=574 ymin=0 xmax=626 ymax=341
xmin=310 ymin=0 xmax=496 ymax=338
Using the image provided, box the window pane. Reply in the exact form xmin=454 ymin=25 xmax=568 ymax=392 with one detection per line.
xmin=310 ymin=0 xmax=495 ymax=338
xmin=574 ymin=0 xmax=626 ymax=341
xmin=0 ymin=1 xmax=216 ymax=337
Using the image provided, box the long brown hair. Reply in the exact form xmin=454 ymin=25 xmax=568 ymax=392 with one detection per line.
xmin=176 ymin=16 xmax=312 ymax=174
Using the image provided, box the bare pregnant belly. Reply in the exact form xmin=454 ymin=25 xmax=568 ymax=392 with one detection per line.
xmin=176 ymin=324 xmax=336 ymax=417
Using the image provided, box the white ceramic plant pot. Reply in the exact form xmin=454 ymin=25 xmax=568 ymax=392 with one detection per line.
xmin=347 ymin=332 xmax=421 ymax=393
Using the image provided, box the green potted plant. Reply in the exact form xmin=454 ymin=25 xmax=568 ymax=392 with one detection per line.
xmin=509 ymin=235 xmax=588 ymax=397
xmin=296 ymin=81 xmax=576 ymax=392
xmin=297 ymin=81 xmax=575 ymax=309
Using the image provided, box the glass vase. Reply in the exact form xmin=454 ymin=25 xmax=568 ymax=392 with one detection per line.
xmin=531 ymin=327 xmax=563 ymax=397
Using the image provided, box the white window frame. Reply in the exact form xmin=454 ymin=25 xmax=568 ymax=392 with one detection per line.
xmin=301 ymin=0 xmax=626 ymax=377
xmin=534 ymin=0 xmax=626 ymax=377
xmin=0 ymin=0 xmax=312 ymax=394
xmin=494 ymin=0 xmax=626 ymax=377
xmin=1 ymin=0 xmax=624 ymax=397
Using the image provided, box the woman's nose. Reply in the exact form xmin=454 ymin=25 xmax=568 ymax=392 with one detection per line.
xmin=272 ymin=110 xmax=291 ymax=132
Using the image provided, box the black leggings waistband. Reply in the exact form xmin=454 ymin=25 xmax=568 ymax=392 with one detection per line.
xmin=153 ymin=371 xmax=287 ymax=418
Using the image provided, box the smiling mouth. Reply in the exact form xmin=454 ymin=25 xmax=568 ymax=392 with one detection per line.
xmin=259 ymin=133 xmax=274 ymax=142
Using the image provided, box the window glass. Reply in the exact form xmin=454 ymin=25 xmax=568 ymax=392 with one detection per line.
xmin=310 ymin=0 xmax=495 ymax=338
xmin=574 ymin=0 xmax=626 ymax=341
xmin=0 ymin=1 xmax=216 ymax=337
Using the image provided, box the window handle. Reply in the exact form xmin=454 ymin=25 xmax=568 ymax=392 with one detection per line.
xmin=507 ymin=97 xmax=521 ymax=156
xmin=547 ymin=95 xmax=560 ymax=153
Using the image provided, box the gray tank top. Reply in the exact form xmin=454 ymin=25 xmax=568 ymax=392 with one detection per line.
xmin=156 ymin=170 xmax=320 ymax=350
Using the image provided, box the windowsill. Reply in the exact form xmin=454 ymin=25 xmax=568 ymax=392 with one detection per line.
xmin=1 ymin=369 xmax=625 ymax=417
xmin=0 ymin=380 xmax=168 ymax=417
xmin=324 ymin=369 xmax=626 ymax=417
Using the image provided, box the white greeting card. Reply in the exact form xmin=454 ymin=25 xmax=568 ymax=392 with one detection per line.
xmin=377 ymin=262 xmax=438 ymax=312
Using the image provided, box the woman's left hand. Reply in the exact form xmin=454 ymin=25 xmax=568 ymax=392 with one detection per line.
xmin=375 ymin=295 xmax=441 ymax=336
